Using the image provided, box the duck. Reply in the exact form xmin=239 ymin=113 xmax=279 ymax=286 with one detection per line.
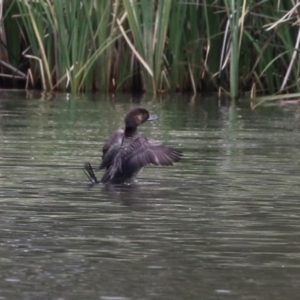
xmin=84 ymin=107 xmax=182 ymax=184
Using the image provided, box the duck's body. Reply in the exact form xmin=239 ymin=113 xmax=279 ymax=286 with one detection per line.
xmin=85 ymin=108 xmax=182 ymax=184
xmin=98 ymin=129 xmax=124 ymax=172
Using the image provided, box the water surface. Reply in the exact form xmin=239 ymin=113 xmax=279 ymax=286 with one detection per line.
xmin=0 ymin=92 xmax=300 ymax=299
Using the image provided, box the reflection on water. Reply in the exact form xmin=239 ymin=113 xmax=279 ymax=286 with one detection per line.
xmin=0 ymin=92 xmax=300 ymax=299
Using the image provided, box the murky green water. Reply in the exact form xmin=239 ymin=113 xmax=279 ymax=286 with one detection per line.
xmin=0 ymin=92 xmax=300 ymax=299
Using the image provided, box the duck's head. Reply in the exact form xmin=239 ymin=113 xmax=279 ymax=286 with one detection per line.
xmin=124 ymin=108 xmax=157 ymax=128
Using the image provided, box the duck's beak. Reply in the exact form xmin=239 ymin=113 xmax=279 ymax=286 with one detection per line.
xmin=148 ymin=113 xmax=158 ymax=121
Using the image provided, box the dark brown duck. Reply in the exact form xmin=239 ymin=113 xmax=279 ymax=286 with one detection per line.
xmin=84 ymin=108 xmax=182 ymax=184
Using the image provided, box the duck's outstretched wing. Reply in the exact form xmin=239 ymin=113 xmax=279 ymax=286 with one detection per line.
xmin=100 ymin=137 xmax=182 ymax=184
xmin=126 ymin=138 xmax=182 ymax=170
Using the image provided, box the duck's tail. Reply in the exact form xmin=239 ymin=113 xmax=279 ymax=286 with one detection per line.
xmin=84 ymin=162 xmax=99 ymax=184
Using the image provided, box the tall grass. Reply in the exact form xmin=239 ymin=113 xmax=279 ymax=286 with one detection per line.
xmin=1 ymin=0 xmax=300 ymax=97
xmin=6 ymin=0 xmax=120 ymax=92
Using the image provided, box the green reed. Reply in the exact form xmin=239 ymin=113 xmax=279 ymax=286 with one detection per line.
xmin=1 ymin=0 xmax=300 ymax=98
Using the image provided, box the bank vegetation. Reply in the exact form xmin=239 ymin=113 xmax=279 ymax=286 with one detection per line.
xmin=1 ymin=0 xmax=300 ymax=99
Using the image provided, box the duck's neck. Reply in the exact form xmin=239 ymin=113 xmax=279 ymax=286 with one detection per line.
xmin=124 ymin=125 xmax=138 ymax=137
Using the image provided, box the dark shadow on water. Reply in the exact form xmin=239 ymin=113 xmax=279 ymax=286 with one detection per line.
xmin=88 ymin=181 xmax=163 ymax=207
xmin=81 ymin=162 xmax=170 ymax=206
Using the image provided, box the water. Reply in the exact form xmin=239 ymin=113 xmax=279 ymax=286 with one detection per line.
xmin=0 ymin=92 xmax=300 ymax=299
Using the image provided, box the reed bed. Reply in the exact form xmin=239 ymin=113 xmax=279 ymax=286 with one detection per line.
xmin=1 ymin=0 xmax=300 ymax=97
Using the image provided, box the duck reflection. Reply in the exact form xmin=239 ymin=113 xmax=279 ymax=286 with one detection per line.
xmin=102 ymin=183 xmax=158 ymax=206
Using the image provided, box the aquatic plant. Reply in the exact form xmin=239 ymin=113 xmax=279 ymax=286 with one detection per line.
xmin=1 ymin=0 xmax=300 ymax=98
